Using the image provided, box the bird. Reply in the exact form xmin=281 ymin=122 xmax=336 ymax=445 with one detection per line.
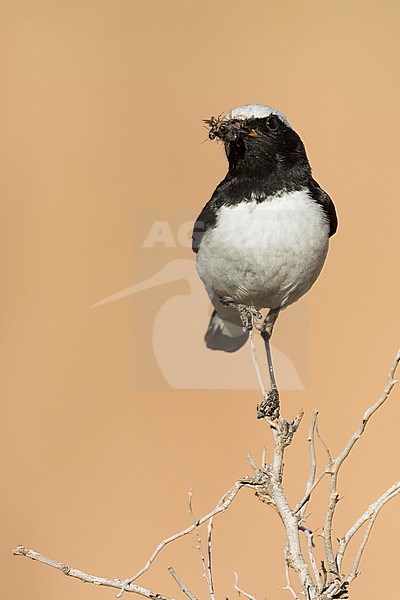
xmin=192 ymin=103 xmax=337 ymax=417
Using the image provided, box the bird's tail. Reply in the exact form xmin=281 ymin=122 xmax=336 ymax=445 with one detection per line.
xmin=205 ymin=310 xmax=248 ymax=352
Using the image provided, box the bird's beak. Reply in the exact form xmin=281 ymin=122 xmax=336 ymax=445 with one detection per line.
xmin=247 ymin=129 xmax=258 ymax=137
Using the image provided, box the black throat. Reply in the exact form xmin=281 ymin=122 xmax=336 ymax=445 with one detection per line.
xmin=219 ymin=133 xmax=312 ymax=204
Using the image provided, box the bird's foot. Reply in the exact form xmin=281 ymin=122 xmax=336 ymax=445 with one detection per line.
xmin=257 ymin=388 xmax=280 ymax=420
xmin=219 ymin=297 xmax=262 ymax=331
xmin=238 ymin=305 xmax=262 ymax=332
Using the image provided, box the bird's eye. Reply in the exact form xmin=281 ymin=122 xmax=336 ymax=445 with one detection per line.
xmin=266 ymin=115 xmax=280 ymax=131
xmin=219 ymin=124 xmax=227 ymax=134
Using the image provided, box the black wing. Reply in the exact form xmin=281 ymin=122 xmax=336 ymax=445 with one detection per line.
xmin=192 ymin=179 xmax=229 ymax=253
xmin=192 ymin=177 xmax=240 ymax=253
xmin=191 ymin=199 xmax=217 ymax=253
xmin=309 ymin=179 xmax=338 ymax=237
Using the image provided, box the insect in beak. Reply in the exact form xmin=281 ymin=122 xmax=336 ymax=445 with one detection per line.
xmin=247 ymin=130 xmax=258 ymax=137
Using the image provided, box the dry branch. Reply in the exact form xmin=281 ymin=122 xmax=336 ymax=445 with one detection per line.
xmin=188 ymin=490 xmax=215 ymax=600
xmin=168 ymin=566 xmax=197 ymax=600
xmin=300 ymin=410 xmax=318 ymax=520
xmin=120 ymin=480 xmax=245 ymax=591
xmin=13 ymin=349 xmax=399 ymax=600
xmin=336 ymin=481 xmax=400 ymax=577
xmin=248 ymin=348 xmax=400 ymax=599
xmin=12 ymin=546 xmax=171 ymax=600
xmin=14 ymin=481 xmax=246 ymax=600
xmin=233 ymin=571 xmax=257 ymax=600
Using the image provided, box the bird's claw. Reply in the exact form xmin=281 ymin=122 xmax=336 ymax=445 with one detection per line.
xmin=238 ymin=305 xmax=262 ymax=332
xmin=219 ymin=297 xmax=262 ymax=332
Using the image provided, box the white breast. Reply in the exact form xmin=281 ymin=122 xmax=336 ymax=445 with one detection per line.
xmin=196 ymin=189 xmax=330 ymax=309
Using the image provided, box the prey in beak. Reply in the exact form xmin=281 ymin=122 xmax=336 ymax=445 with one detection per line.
xmin=204 ymin=115 xmax=257 ymax=142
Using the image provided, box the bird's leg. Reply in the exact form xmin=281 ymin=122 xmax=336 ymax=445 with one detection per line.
xmin=257 ymin=308 xmax=280 ymax=420
xmin=219 ymin=297 xmax=262 ymax=331
xmin=261 ymin=307 xmax=280 ymax=339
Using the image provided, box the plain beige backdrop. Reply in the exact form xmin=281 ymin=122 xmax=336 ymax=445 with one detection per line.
xmin=1 ymin=2 xmax=400 ymax=599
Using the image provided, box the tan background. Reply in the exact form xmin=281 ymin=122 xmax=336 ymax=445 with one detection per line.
xmin=1 ymin=2 xmax=400 ymax=599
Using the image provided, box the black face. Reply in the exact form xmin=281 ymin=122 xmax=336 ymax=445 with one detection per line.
xmin=204 ymin=113 xmax=310 ymax=180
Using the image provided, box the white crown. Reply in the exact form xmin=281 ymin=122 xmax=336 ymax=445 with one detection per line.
xmin=225 ymin=104 xmax=291 ymax=128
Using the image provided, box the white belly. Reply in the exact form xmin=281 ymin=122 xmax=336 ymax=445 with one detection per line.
xmin=196 ymin=189 xmax=330 ymax=309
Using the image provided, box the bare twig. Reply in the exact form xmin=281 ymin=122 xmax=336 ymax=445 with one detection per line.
xmin=168 ymin=566 xmax=197 ymax=600
xmin=298 ymin=525 xmax=321 ymax=588
xmin=283 ymin=562 xmax=299 ymax=600
xmin=12 ymin=546 xmax=170 ymax=599
xmin=261 ymin=447 xmax=267 ymax=469
xmin=300 ymin=411 xmax=318 ymax=519
xmin=346 ymin=517 xmax=380 ymax=585
xmin=322 ymin=349 xmax=400 ymax=578
xmin=292 ymin=465 xmax=332 ymax=517
xmin=189 ymin=490 xmax=215 ymax=600
xmin=246 ymin=451 xmax=263 ymax=476
xmin=233 ymin=571 xmax=257 ymax=600
xmin=315 ymin=420 xmax=332 ymax=463
xmin=120 ymin=481 xmax=245 ymax=591
xmin=336 ymin=481 xmax=400 ymax=575
xmin=206 ymin=518 xmax=215 ymax=599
